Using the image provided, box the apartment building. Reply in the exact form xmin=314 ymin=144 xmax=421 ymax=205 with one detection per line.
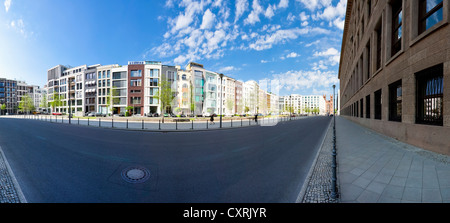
xmin=339 ymin=0 xmax=450 ymax=155
xmin=111 ymin=65 xmax=128 ymax=115
xmin=0 ymin=78 xmax=18 ymax=114
xmin=45 ymin=61 xmax=282 ymax=118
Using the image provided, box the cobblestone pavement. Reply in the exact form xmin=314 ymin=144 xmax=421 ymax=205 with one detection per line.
xmin=0 ymin=149 xmax=25 ymax=203
xmin=299 ymin=119 xmax=339 ymax=203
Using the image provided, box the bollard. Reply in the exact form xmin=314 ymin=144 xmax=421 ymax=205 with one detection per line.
xmin=159 ymin=120 xmax=161 ymax=130
xmin=78 ymin=118 xmax=80 ymax=125
xmin=99 ymin=118 xmax=101 ymax=127
xmin=88 ymin=118 xmax=90 ymax=126
xmin=191 ymin=120 xmax=193 ymax=130
xmin=241 ymin=119 xmax=242 ymax=127
xmin=207 ymin=120 xmax=208 ymax=129
xmin=126 ymin=119 xmax=128 ymax=129
xmin=176 ymin=119 xmax=178 ymax=130
xmin=112 ymin=118 xmax=114 ymax=128
xmin=142 ymin=120 xmax=144 ymax=130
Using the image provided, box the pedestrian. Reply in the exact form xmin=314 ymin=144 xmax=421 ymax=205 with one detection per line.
xmin=210 ymin=114 xmax=215 ymax=125
xmin=255 ymin=114 xmax=258 ymax=123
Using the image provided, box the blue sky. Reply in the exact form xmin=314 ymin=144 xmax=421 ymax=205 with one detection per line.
xmin=0 ymin=0 xmax=345 ymax=97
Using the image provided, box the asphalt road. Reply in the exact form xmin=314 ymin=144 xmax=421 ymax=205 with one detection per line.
xmin=0 ymin=116 xmax=331 ymax=203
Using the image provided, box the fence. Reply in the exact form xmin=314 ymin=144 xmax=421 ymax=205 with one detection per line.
xmin=5 ymin=114 xmax=308 ymax=131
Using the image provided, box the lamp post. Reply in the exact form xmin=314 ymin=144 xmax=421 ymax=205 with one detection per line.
xmin=69 ymin=81 xmax=72 ymax=124
xmin=219 ymin=73 xmax=224 ymax=128
xmin=331 ymin=84 xmax=337 ymax=199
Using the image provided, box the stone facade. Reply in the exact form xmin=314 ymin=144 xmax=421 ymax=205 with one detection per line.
xmin=339 ymin=0 xmax=450 ymax=155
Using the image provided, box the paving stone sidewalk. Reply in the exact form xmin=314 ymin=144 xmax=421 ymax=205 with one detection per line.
xmin=299 ymin=118 xmax=339 ymax=203
xmin=0 ymin=149 xmax=26 ymax=203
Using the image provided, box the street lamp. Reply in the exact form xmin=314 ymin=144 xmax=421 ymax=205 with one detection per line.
xmin=219 ymin=73 xmax=224 ymax=128
xmin=69 ymin=81 xmax=72 ymax=124
xmin=331 ymin=84 xmax=337 ymax=199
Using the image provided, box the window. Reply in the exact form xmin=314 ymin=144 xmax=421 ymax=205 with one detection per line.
xmin=416 ymin=64 xmax=443 ymax=126
xmin=150 ymin=78 xmax=158 ymax=87
xmin=375 ymin=20 xmax=383 ymax=70
xmin=389 ymin=80 xmax=402 ymax=122
xmin=366 ymin=41 xmax=371 ymax=79
xmin=130 ymin=70 xmax=142 ymax=77
xmin=107 ymin=70 xmax=110 ymax=78
xmin=391 ymin=0 xmax=403 ymax=57
xmin=102 ymin=71 xmax=106 ymax=79
xmin=130 ymin=79 xmax=142 ymax=87
xmin=131 ymin=97 xmax=141 ymax=105
xmin=374 ymin=89 xmax=382 ymax=120
xmin=366 ymin=95 xmax=371 ymax=119
xmin=418 ymin=0 xmax=443 ymax=34
xmin=360 ymin=98 xmax=364 ymax=118
xmin=182 ymin=74 xmax=187 ymax=80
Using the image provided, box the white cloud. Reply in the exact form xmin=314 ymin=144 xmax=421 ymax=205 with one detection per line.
xmin=270 ymin=69 xmax=339 ymax=91
xmin=313 ymin=47 xmax=341 ymax=66
xmin=287 ymin=13 xmax=296 ymax=22
xmin=299 ymin=12 xmax=309 ymax=21
xmin=244 ymin=0 xmax=264 ymax=25
xmin=301 ymin=21 xmax=308 ymax=26
xmin=264 ymin=4 xmax=275 ymax=19
xmin=200 ymin=9 xmax=216 ymax=29
xmin=296 ymin=0 xmax=332 ymax=12
xmin=278 ymin=0 xmax=289 ymax=9
xmin=8 ymin=19 xmax=30 ymax=38
xmin=249 ymin=27 xmax=330 ymax=51
xmin=234 ymin=0 xmax=248 ymax=23
xmin=315 ymin=0 xmax=347 ymax=29
xmin=286 ymin=52 xmax=300 ymax=58
xmin=4 ymin=0 xmax=11 ymax=12
xmin=218 ymin=66 xmax=240 ymax=73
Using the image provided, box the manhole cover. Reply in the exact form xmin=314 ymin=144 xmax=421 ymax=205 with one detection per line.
xmin=121 ymin=166 xmax=151 ymax=184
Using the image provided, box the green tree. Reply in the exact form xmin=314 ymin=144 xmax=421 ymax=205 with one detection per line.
xmin=19 ymin=94 xmax=35 ymax=114
xmin=226 ymin=98 xmax=234 ymax=115
xmin=1 ymin=104 xmax=6 ymax=115
xmin=40 ymin=93 xmax=48 ymax=112
xmin=154 ymin=80 xmax=176 ymax=123
xmin=51 ymin=92 xmax=62 ymax=113
xmin=125 ymin=106 xmax=134 ymax=117
xmin=244 ymin=106 xmax=250 ymax=113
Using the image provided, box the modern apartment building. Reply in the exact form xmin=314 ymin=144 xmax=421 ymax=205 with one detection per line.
xmin=45 ymin=61 xmax=285 ymax=118
xmin=111 ymin=65 xmax=128 ymax=115
xmin=339 ymin=0 xmax=450 ymax=155
xmin=0 ymin=78 xmax=18 ymax=114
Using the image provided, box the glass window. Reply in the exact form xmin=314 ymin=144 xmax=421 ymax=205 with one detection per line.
xmin=416 ymin=64 xmax=443 ymax=126
xmin=389 ymin=80 xmax=402 ymax=122
xmin=418 ymin=0 xmax=443 ymax=34
xmin=130 ymin=79 xmax=142 ymax=87
xmin=374 ymin=89 xmax=382 ymax=120
xmin=107 ymin=70 xmax=110 ymax=78
xmin=391 ymin=0 xmax=402 ymax=57
xmin=131 ymin=70 xmax=142 ymax=77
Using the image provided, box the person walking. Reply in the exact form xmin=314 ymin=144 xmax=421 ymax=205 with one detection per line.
xmin=255 ymin=114 xmax=258 ymax=123
xmin=210 ymin=114 xmax=215 ymax=125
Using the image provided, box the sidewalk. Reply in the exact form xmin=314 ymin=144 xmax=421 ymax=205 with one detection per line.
xmin=336 ymin=117 xmax=450 ymax=203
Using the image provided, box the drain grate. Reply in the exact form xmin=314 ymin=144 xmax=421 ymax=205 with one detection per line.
xmin=121 ymin=166 xmax=151 ymax=184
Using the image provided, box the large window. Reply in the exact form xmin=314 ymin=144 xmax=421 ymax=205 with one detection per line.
xmin=130 ymin=79 xmax=142 ymax=87
xmin=374 ymin=89 xmax=382 ymax=120
xmin=360 ymin=98 xmax=364 ymax=118
xmin=131 ymin=97 xmax=141 ymax=105
xmin=416 ymin=64 xmax=443 ymax=126
xmin=391 ymin=0 xmax=403 ymax=57
xmin=418 ymin=0 xmax=443 ymax=34
xmin=375 ymin=20 xmax=383 ymax=70
xmin=130 ymin=70 xmax=142 ymax=78
xmin=366 ymin=95 xmax=371 ymax=119
xmin=389 ymin=80 xmax=402 ymax=122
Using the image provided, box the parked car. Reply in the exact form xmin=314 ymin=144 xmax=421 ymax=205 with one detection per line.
xmin=118 ymin=112 xmax=125 ymax=117
xmin=87 ymin=112 xmax=96 ymax=117
xmin=52 ymin=112 xmax=62 ymax=116
xmin=95 ymin=112 xmax=106 ymax=117
xmin=170 ymin=113 xmax=177 ymax=117
xmin=180 ymin=114 xmax=186 ymax=117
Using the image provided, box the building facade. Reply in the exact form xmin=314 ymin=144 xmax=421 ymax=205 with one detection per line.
xmin=339 ymin=0 xmax=450 ymax=155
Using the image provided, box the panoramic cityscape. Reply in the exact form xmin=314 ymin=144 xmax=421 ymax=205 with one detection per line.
xmin=1 ymin=0 xmax=450 ymax=218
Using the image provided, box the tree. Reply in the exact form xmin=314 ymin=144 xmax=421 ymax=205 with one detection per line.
xmin=0 ymin=104 xmax=6 ymax=115
xmin=226 ymin=98 xmax=234 ymax=115
xmin=125 ymin=106 xmax=134 ymax=117
xmin=40 ymin=93 xmax=48 ymax=112
xmin=244 ymin=106 xmax=250 ymax=114
xmin=19 ymin=94 xmax=35 ymax=114
xmin=106 ymin=87 xmax=118 ymax=115
xmin=154 ymin=80 xmax=176 ymax=123
xmin=51 ymin=92 xmax=62 ymax=113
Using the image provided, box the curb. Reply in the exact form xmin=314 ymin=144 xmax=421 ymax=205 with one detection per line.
xmin=0 ymin=146 xmax=27 ymax=203
xmin=295 ymin=117 xmax=333 ymax=203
